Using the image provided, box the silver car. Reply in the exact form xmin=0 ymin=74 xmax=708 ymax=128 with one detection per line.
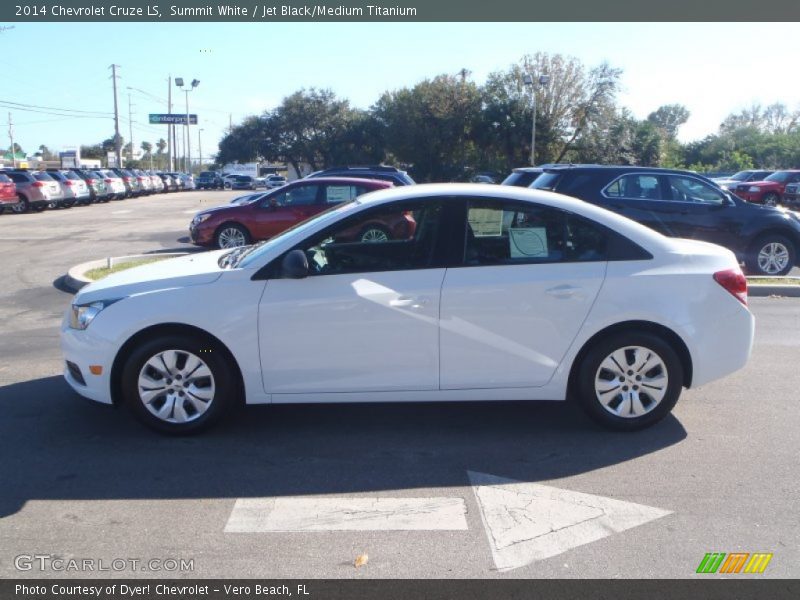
xmin=5 ymin=170 xmax=64 ymax=213
xmin=47 ymin=170 xmax=91 ymax=207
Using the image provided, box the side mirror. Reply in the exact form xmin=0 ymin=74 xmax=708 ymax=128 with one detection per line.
xmin=281 ymin=249 xmax=309 ymax=279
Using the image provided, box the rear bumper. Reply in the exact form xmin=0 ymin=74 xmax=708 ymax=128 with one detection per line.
xmin=689 ymin=300 xmax=755 ymax=388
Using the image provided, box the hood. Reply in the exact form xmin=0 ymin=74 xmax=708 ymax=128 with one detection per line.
xmin=74 ymin=251 xmax=227 ymax=305
xmin=196 ymin=203 xmax=249 ymax=218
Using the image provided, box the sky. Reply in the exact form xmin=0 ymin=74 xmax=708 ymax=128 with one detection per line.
xmin=2 ymin=22 xmax=799 ymax=162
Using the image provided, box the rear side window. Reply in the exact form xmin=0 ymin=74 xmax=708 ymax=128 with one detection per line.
xmin=501 ymin=171 xmax=541 ymax=188
xmin=530 ymin=172 xmax=563 ymax=191
xmin=0 ymin=174 xmax=10 ymax=183
xmin=667 ymin=176 xmax=726 ymax=205
xmin=8 ymin=173 xmax=29 ymax=183
xmin=604 ymin=174 xmax=663 ymax=200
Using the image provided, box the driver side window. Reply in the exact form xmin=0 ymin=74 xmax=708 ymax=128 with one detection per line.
xmin=667 ymin=176 xmax=726 ymax=205
xmin=290 ymin=200 xmax=443 ymax=277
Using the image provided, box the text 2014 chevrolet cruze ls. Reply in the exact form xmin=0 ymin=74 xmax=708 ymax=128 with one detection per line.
xmin=62 ymin=184 xmax=754 ymax=434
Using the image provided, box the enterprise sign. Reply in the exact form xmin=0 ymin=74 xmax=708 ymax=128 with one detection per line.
xmin=149 ymin=114 xmax=198 ymax=125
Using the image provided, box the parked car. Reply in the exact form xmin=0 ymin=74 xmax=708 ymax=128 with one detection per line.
xmin=196 ymin=171 xmax=223 ymax=190
xmin=166 ymin=172 xmax=193 ymax=191
xmin=110 ymin=168 xmax=141 ymax=197
xmin=132 ymin=169 xmax=153 ymax=195
xmin=4 ymin=169 xmax=64 ymax=213
xmin=221 ymin=174 xmax=240 ymax=189
xmin=712 ymin=170 xmax=774 ymax=192
xmin=0 ymin=172 xmax=18 ymax=212
xmin=93 ymin=169 xmax=127 ymax=199
xmin=146 ymin=171 xmax=165 ymax=193
xmin=501 ymin=167 xmax=545 ymax=188
xmin=190 ymin=177 xmax=393 ymax=248
xmin=306 ymin=165 xmax=416 ymax=186
xmin=521 ymin=165 xmax=800 ymax=276
xmin=46 ymin=169 xmax=91 ymax=207
xmin=62 ymin=184 xmax=754 ymax=434
xmin=732 ymin=170 xmax=800 ymax=207
xmin=70 ymin=168 xmax=111 ymax=202
xmin=156 ymin=172 xmax=178 ymax=193
xmin=265 ymin=174 xmax=287 ymax=188
xmin=226 ymin=175 xmax=257 ymax=191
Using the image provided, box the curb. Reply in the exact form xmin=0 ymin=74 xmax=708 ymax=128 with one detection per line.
xmin=747 ymin=276 xmax=800 ymax=298
xmin=63 ymin=252 xmax=189 ymax=294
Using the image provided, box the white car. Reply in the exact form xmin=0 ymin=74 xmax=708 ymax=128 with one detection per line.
xmin=61 ymin=184 xmax=754 ymax=434
xmin=266 ymin=174 xmax=287 ymax=188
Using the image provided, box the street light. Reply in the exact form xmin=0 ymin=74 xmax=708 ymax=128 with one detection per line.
xmin=523 ymin=73 xmax=550 ymax=166
xmin=175 ymin=77 xmax=199 ymax=172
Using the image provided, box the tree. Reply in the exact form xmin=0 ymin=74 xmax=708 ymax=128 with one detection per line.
xmin=374 ymin=74 xmax=482 ymax=181
xmin=37 ymin=144 xmax=56 ymax=161
xmin=647 ymin=104 xmax=690 ymax=140
xmin=140 ymin=141 xmax=153 ymax=157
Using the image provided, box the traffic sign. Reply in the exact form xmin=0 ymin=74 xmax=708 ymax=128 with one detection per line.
xmin=149 ymin=113 xmax=198 ymax=125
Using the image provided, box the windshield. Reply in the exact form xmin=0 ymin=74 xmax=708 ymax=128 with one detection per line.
xmin=729 ymin=171 xmax=753 ymax=181
xmin=765 ymin=171 xmax=792 ymax=183
xmin=235 ymin=200 xmax=359 ymax=269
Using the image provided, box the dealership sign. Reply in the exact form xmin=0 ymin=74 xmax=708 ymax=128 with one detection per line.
xmin=148 ymin=113 xmax=198 ymax=125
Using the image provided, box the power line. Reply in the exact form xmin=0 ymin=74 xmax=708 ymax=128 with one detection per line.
xmin=0 ymin=98 xmax=111 ymax=116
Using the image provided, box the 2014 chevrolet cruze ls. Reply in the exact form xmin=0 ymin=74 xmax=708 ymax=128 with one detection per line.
xmin=62 ymin=184 xmax=754 ymax=434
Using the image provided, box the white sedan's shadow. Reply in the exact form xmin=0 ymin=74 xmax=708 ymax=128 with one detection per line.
xmin=0 ymin=376 xmax=686 ymax=518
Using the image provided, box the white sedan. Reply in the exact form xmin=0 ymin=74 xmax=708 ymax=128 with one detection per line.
xmin=61 ymin=184 xmax=754 ymax=434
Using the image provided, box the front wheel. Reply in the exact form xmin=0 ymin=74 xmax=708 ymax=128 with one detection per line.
xmin=745 ymin=234 xmax=795 ymax=276
xmin=121 ymin=334 xmax=236 ymax=434
xmin=576 ymin=332 xmax=683 ymax=431
xmin=762 ymin=193 xmax=780 ymax=207
xmin=215 ymin=223 xmax=250 ymax=249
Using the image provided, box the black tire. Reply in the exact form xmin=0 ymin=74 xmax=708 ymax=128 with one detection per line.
xmin=745 ymin=234 xmax=795 ymax=276
xmin=120 ymin=333 xmax=237 ymax=434
xmin=575 ymin=331 xmax=684 ymax=431
xmin=215 ymin=223 xmax=251 ymax=249
xmin=762 ymin=193 xmax=780 ymax=207
xmin=12 ymin=195 xmax=29 ymax=214
xmin=359 ymin=224 xmax=391 ymax=243
xmin=62 ymin=200 xmax=76 ymax=209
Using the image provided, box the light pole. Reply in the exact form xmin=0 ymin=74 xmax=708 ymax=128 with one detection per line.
xmin=523 ymin=73 xmax=550 ymax=166
xmin=198 ymin=128 xmax=204 ymax=170
xmin=175 ymin=77 xmax=199 ymax=173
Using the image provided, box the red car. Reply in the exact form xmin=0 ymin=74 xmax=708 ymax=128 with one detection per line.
xmin=0 ymin=172 xmax=18 ymax=212
xmin=733 ymin=170 xmax=800 ymax=206
xmin=190 ymin=177 xmax=409 ymax=248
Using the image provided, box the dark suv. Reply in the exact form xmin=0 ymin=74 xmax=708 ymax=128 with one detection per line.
xmin=196 ymin=171 xmax=223 ymax=190
xmin=307 ymin=165 xmax=415 ymax=186
xmin=519 ymin=165 xmax=800 ymax=276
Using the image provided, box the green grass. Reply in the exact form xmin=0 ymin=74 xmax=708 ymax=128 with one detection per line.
xmin=84 ymin=257 xmax=167 ymax=281
xmin=747 ymin=277 xmax=800 ymax=285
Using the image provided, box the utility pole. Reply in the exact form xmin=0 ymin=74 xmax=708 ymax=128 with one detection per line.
xmin=127 ymin=92 xmax=134 ymax=166
xmin=7 ymin=112 xmax=17 ymax=168
xmin=109 ymin=64 xmax=122 ymax=167
xmin=184 ymin=90 xmax=191 ymax=172
xmin=167 ymin=75 xmax=173 ymax=171
xmin=198 ymin=128 xmax=203 ymax=169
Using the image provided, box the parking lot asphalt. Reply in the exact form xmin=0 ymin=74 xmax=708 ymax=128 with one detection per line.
xmin=0 ymin=191 xmax=798 ymax=579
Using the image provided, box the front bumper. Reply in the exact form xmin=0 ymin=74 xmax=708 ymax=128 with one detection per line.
xmin=61 ymin=317 xmax=115 ymax=405
xmin=189 ymin=224 xmax=214 ymax=246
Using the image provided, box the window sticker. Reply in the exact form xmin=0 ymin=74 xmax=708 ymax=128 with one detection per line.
xmin=509 ymin=227 xmax=549 ymax=258
xmin=468 ymin=209 xmax=504 ymax=237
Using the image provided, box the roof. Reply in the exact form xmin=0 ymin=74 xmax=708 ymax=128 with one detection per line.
xmin=296 ymin=176 xmax=393 ymax=187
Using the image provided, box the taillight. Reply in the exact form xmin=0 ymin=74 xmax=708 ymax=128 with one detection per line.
xmin=123 ymin=177 xmax=131 ymax=182
xmin=32 ymin=181 xmax=45 ymax=188
xmin=64 ymin=180 xmax=74 ymax=186
xmin=87 ymin=178 xmax=96 ymax=184
xmin=104 ymin=179 xmax=113 ymax=184
xmin=714 ymin=268 xmax=748 ymax=306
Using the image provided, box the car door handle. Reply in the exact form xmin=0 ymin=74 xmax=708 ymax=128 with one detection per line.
xmin=545 ymin=285 xmax=582 ymax=299
xmin=390 ymin=296 xmax=428 ymax=309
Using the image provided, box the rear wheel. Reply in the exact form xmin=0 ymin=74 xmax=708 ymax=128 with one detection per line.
xmin=121 ymin=334 xmax=236 ymax=434
xmin=576 ymin=332 xmax=683 ymax=431
xmin=215 ymin=223 xmax=250 ymax=249
xmin=745 ymin=234 xmax=795 ymax=276
xmin=11 ymin=195 xmax=29 ymax=214
xmin=359 ymin=224 xmax=391 ymax=243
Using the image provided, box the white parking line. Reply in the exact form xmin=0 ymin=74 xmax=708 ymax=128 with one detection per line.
xmin=111 ymin=210 xmax=133 ymax=215
xmin=183 ymin=209 xmax=200 ymax=214
xmin=224 ymin=497 xmax=468 ymax=532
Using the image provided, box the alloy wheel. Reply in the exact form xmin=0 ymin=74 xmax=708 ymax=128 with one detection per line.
xmin=137 ymin=349 xmax=215 ymax=424
xmin=757 ymin=242 xmax=790 ymax=275
xmin=218 ymin=227 xmax=247 ymax=248
xmin=594 ymin=346 xmax=668 ymax=418
xmin=361 ymin=228 xmax=389 ymax=243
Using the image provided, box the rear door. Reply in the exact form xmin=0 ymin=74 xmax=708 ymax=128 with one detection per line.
xmin=440 ymin=198 xmax=607 ymax=389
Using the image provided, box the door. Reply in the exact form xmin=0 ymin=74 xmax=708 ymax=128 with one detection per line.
xmin=440 ymin=199 xmax=607 ymax=389
xmin=258 ymin=199 xmax=447 ymax=394
xmin=664 ymin=174 xmax=743 ymax=249
xmin=250 ymin=183 xmax=322 ymax=239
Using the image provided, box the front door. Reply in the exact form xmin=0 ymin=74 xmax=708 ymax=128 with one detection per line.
xmin=258 ymin=199 xmax=447 ymax=395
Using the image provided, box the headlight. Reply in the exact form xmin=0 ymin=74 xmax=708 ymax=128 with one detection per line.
xmin=69 ymin=300 xmax=118 ymax=330
xmin=191 ymin=214 xmax=211 ymax=226
xmin=748 ymin=186 xmax=761 ymax=192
